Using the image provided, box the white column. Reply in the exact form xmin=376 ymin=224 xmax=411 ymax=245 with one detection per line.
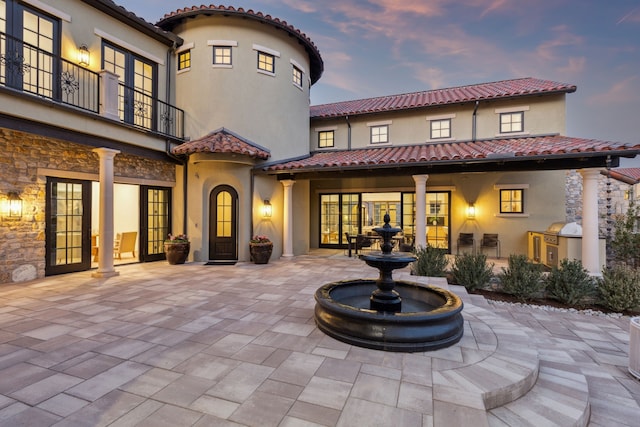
xmin=580 ymin=169 xmax=602 ymax=276
xmin=92 ymin=147 xmax=120 ymax=278
xmin=99 ymin=70 xmax=120 ymax=121
xmin=281 ymin=179 xmax=295 ymax=257
xmin=413 ymin=174 xmax=429 ymax=249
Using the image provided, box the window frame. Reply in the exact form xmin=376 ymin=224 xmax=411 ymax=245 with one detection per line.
xmin=292 ymin=65 xmax=303 ymax=88
xmin=318 ymin=130 xmax=335 ymax=148
xmin=500 ymin=189 xmax=524 ymax=214
xmin=177 ymin=49 xmax=191 ymax=71
xmin=257 ymin=51 xmax=275 ymax=74
xmin=370 ymin=125 xmax=389 ymax=144
xmin=500 ymin=111 xmax=524 ymax=134
xmin=430 ymin=118 xmax=451 ymax=139
xmin=213 ymin=45 xmax=232 ymax=66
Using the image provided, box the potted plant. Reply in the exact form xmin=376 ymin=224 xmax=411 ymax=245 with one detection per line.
xmin=249 ymin=235 xmax=272 ymax=264
xmin=164 ymin=233 xmax=190 ymax=265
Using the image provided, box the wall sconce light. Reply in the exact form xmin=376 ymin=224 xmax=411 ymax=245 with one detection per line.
xmin=1 ymin=192 xmax=23 ymax=220
xmin=77 ymin=44 xmax=90 ymax=67
xmin=262 ymin=199 xmax=272 ymax=218
xmin=466 ymin=203 xmax=476 ymax=219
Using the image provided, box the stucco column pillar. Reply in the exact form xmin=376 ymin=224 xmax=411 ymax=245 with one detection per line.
xmin=413 ymin=174 xmax=429 ymax=249
xmin=281 ymin=179 xmax=295 ymax=257
xmin=92 ymin=147 xmax=120 ymax=278
xmin=579 ymin=169 xmax=601 ymax=276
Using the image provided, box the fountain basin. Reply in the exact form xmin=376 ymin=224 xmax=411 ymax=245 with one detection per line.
xmin=315 ymin=279 xmax=464 ymax=352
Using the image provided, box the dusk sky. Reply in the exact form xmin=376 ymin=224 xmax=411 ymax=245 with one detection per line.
xmin=120 ymin=1 xmax=640 ymax=164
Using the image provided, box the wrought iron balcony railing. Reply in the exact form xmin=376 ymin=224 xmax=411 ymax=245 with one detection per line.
xmin=0 ymin=31 xmax=184 ymax=140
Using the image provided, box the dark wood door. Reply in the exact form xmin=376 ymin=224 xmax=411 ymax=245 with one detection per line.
xmin=140 ymin=186 xmax=171 ymax=262
xmin=209 ymin=185 xmax=238 ymax=260
xmin=45 ymin=178 xmax=91 ymax=275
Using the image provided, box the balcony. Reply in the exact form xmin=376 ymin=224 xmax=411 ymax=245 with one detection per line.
xmin=0 ymin=32 xmax=184 ymax=140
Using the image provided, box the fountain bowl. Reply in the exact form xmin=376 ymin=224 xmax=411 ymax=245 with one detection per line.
xmin=314 ymin=279 xmax=464 ymax=352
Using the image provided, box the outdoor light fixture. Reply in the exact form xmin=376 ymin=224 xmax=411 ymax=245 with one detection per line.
xmin=1 ymin=192 xmax=23 ymax=220
xmin=262 ymin=199 xmax=272 ymax=218
xmin=78 ymin=44 xmax=90 ymax=67
xmin=467 ymin=203 xmax=476 ymax=219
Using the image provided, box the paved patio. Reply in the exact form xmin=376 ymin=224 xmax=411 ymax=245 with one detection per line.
xmin=0 ymin=252 xmax=638 ymax=426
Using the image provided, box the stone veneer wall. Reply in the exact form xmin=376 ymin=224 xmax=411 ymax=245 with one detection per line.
xmin=565 ymin=169 xmax=631 ymax=238
xmin=0 ymin=127 xmax=175 ymax=284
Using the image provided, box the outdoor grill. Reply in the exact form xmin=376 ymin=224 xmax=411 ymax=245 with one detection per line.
xmin=543 ymin=221 xmax=582 ymax=245
xmin=529 ymin=221 xmax=591 ymax=268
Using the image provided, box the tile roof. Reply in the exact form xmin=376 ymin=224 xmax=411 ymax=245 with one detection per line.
xmin=310 ymin=78 xmax=577 ymax=119
xmin=262 ymin=135 xmax=640 ymax=172
xmin=172 ymin=128 xmax=270 ymax=159
xmin=157 ymin=4 xmax=323 ymax=84
xmin=606 ymin=167 xmax=640 ymax=184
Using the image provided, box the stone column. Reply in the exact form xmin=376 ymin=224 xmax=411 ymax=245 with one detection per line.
xmin=281 ymin=179 xmax=295 ymax=257
xmin=579 ymin=169 xmax=601 ymax=276
xmin=92 ymin=148 xmax=120 ymax=278
xmin=413 ymin=174 xmax=429 ymax=249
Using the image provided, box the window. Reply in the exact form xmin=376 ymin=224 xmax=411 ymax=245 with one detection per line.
xmin=430 ymin=119 xmax=451 ymax=139
xmin=257 ymin=51 xmax=274 ymax=73
xmin=102 ymin=41 xmax=157 ymax=129
xmin=318 ymin=130 xmax=334 ymax=148
xmin=178 ymin=50 xmax=191 ymax=70
xmin=500 ymin=112 xmax=523 ymax=133
xmin=370 ymin=125 xmax=388 ymax=144
xmin=292 ymin=65 xmax=303 ymax=88
xmin=500 ymin=189 xmax=524 ymax=213
xmin=213 ymin=46 xmax=231 ymax=65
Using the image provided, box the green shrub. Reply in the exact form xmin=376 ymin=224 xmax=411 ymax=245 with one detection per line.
xmin=544 ymin=258 xmax=595 ymax=307
xmin=411 ymin=245 xmax=448 ymax=277
xmin=609 ymin=200 xmax=640 ymax=268
xmin=498 ymin=254 xmax=544 ymax=302
xmin=598 ymin=263 xmax=640 ymax=312
xmin=451 ymin=252 xmax=494 ymax=291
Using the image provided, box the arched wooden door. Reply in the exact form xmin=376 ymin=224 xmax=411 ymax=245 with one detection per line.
xmin=209 ymin=185 xmax=238 ymax=261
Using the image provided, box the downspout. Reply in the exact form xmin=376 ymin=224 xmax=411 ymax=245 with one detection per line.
xmin=472 ymin=101 xmax=479 ymax=142
xmin=164 ymin=42 xmax=188 ymax=234
xmin=346 ymin=115 xmax=351 ymax=150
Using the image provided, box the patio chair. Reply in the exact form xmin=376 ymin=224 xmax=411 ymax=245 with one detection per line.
xmin=356 ymin=234 xmax=373 ymax=252
xmin=480 ymin=233 xmax=500 ymax=258
xmin=114 ymin=231 xmax=137 ymax=259
xmin=456 ymin=233 xmax=475 ymax=255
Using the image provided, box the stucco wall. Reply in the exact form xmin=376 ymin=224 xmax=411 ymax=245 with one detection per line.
xmin=171 ymin=15 xmax=311 ymax=161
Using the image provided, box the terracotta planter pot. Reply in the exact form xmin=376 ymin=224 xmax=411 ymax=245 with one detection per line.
xmin=164 ymin=242 xmax=190 ymax=265
xmin=250 ymin=242 xmax=273 ymax=264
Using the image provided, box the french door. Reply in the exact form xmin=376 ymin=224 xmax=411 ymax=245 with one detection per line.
xmin=140 ymin=186 xmax=171 ymax=262
xmin=45 ymin=178 xmax=91 ymax=275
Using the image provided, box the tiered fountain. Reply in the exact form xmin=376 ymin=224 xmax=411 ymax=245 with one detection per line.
xmin=314 ymin=214 xmax=464 ymax=352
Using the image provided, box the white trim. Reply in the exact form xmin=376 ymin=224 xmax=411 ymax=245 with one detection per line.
xmin=212 ymin=64 xmax=233 ymax=69
xmin=252 ymin=44 xmax=281 ymax=57
xmin=290 ymin=58 xmax=306 ymax=74
xmin=493 ymin=184 xmax=530 ymax=190
xmin=494 ymin=105 xmax=530 ymax=114
xmin=315 ymin=126 xmax=338 ymax=132
xmin=495 ymin=131 xmax=530 ymax=137
xmin=37 ymin=168 xmax=175 ymax=187
xmin=24 ymin=0 xmax=71 ymax=22
xmin=366 ymin=120 xmax=392 ymax=127
xmin=314 ymin=185 xmax=456 ymax=194
xmin=95 ymin=28 xmax=165 ymax=65
xmin=257 ymin=69 xmax=275 ymax=77
xmin=177 ymin=68 xmax=190 ymax=75
xmin=293 ymin=81 xmax=304 ymax=91
xmin=207 ymin=40 xmax=238 ymax=47
xmin=425 ymin=113 xmax=456 ymax=121
xmin=427 ymin=138 xmax=455 ymax=143
xmin=176 ymin=42 xmax=194 ymax=54
xmin=495 ymin=213 xmax=530 ymax=218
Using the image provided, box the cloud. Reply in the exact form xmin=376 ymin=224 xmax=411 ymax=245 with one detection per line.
xmin=587 ymin=76 xmax=639 ymax=106
xmin=617 ymin=7 xmax=640 ymax=24
xmin=276 ymin=0 xmax=318 ymax=13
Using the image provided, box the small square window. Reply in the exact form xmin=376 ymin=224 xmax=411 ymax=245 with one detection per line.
xmin=318 ymin=130 xmax=334 ymax=148
xmin=430 ymin=119 xmax=451 ymax=139
xmin=500 ymin=112 xmax=523 ymax=133
xmin=500 ymin=189 xmax=524 ymax=213
xmin=370 ymin=125 xmax=388 ymax=144
xmin=258 ymin=51 xmax=275 ymax=73
xmin=213 ymin=46 xmax=232 ymax=65
xmin=293 ymin=65 xmax=303 ymax=87
xmin=178 ymin=50 xmax=191 ymax=70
